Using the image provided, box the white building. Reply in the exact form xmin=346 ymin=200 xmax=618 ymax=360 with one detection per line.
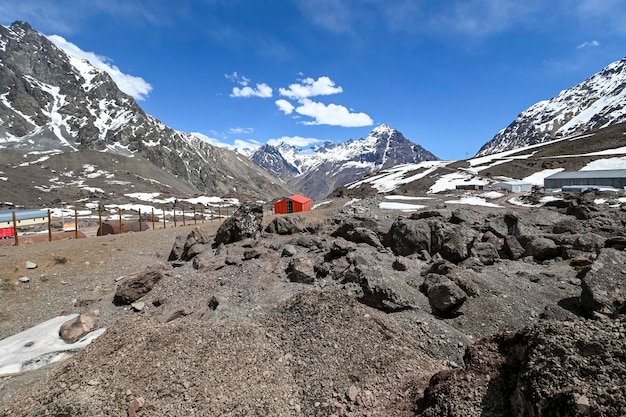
xmin=492 ymin=181 xmax=533 ymax=193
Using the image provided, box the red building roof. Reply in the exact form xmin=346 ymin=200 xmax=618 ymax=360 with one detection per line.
xmin=288 ymin=194 xmax=311 ymax=203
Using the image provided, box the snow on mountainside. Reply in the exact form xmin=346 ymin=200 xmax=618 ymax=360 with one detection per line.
xmin=0 ymin=21 xmax=292 ymax=200
xmin=477 ymin=57 xmax=626 ymax=156
xmin=248 ymin=124 xmax=439 ymax=199
xmin=336 ymin=121 xmax=626 ymax=199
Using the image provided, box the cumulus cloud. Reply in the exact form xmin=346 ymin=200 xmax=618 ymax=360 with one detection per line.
xmin=279 ymin=76 xmax=343 ymax=100
xmin=267 ymin=136 xmax=323 ymax=147
xmin=576 ymin=40 xmax=600 ymax=49
xmin=275 ymin=99 xmax=295 ymax=114
xmin=230 ymin=83 xmax=273 ymax=98
xmin=48 ymin=35 xmax=152 ymax=100
xmin=294 ymin=99 xmax=373 ymax=127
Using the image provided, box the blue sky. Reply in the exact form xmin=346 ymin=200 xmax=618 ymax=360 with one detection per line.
xmin=2 ymin=0 xmax=626 ymax=160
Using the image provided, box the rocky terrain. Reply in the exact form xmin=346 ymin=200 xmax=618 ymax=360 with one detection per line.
xmin=0 ymin=190 xmax=624 ymax=416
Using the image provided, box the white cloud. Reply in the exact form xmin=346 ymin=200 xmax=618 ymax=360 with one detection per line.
xmin=275 ymin=99 xmax=295 ymax=114
xmin=576 ymin=40 xmax=600 ymax=49
xmin=230 ymin=83 xmax=273 ymax=98
xmin=294 ymin=99 xmax=373 ymax=127
xmin=190 ymin=132 xmax=231 ymax=148
xmin=225 ymin=72 xmax=251 ymax=86
xmin=267 ymin=136 xmax=323 ymax=147
xmin=47 ymin=35 xmax=152 ymax=101
xmin=279 ymin=76 xmax=343 ymax=100
xmin=228 ymin=127 xmax=254 ymax=134
xmin=233 ymin=138 xmax=262 ymax=151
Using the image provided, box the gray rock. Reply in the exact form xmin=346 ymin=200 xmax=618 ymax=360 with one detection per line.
xmin=580 ymin=248 xmax=626 ymax=317
xmin=343 ymin=258 xmax=419 ymax=312
xmin=470 ymin=241 xmax=499 ymax=265
xmin=385 ymin=217 xmax=432 ymax=256
xmin=286 ymin=256 xmax=316 ymax=284
xmin=525 ymin=237 xmax=560 ymax=261
xmin=214 ymin=203 xmax=263 ymax=246
xmin=427 ymin=280 xmax=467 ymax=315
xmin=113 ymin=265 xmax=166 ymax=305
xmin=265 ymin=217 xmax=302 ymax=235
xmin=281 ymin=244 xmax=298 ymax=258
xmin=26 ymin=261 xmax=37 ymax=269
xmin=59 ymin=311 xmax=99 ymax=344
xmin=504 ymin=235 xmax=525 ymax=260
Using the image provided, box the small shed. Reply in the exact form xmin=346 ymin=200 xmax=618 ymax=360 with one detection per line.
xmin=544 ymin=170 xmax=626 ymax=190
xmin=492 ymin=181 xmax=533 ymax=193
xmin=274 ymin=195 xmax=312 ymax=215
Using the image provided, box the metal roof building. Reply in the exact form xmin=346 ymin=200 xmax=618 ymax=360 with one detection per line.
xmin=492 ymin=181 xmax=533 ymax=193
xmin=544 ymin=170 xmax=626 ymax=190
xmin=0 ymin=209 xmax=48 ymax=226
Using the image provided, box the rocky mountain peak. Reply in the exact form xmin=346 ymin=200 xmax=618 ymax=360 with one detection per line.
xmin=248 ymin=124 xmax=439 ymax=199
xmin=0 ymin=21 xmax=294 ymax=200
xmin=477 ymin=55 xmax=626 ymax=156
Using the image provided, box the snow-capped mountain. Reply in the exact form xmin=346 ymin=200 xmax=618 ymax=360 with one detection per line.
xmin=0 ymin=21 xmax=292 ymax=199
xmin=477 ymin=56 xmax=626 ymax=156
xmin=248 ymin=124 xmax=439 ymax=199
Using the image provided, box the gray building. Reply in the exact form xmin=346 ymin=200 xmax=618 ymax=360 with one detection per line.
xmin=492 ymin=181 xmax=533 ymax=193
xmin=544 ymin=170 xmax=626 ymax=190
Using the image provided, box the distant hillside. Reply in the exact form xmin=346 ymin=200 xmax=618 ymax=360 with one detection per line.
xmin=0 ymin=21 xmax=294 ymax=206
xmin=477 ymin=56 xmax=626 ymax=156
xmin=335 ymin=121 xmax=626 ymax=198
xmin=247 ymin=124 xmax=439 ymax=199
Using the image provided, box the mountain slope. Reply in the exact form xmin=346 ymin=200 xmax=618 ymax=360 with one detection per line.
xmin=336 ymin=121 xmax=626 ymax=198
xmin=248 ymin=124 xmax=439 ymax=199
xmin=477 ymin=56 xmax=626 ymax=156
xmin=0 ymin=21 xmax=293 ymax=202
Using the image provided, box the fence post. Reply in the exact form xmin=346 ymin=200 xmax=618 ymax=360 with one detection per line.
xmin=74 ymin=208 xmax=78 ymax=239
xmin=12 ymin=211 xmax=18 ymax=246
xmin=48 ymin=209 xmax=52 ymax=242
xmin=152 ymin=208 xmax=155 ymax=230
xmin=119 ymin=208 xmax=123 ymax=234
xmin=139 ymin=209 xmax=142 ymax=232
xmin=201 ymin=206 xmax=204 ymax=224
xmin=98 ymin=206 xmax=102 ymax=236
xmin=162 ymin=208 xmax=166 ymax=229
xmin=173 ymin=206 xmax=177 ymax=227
xmin=182 ymin=207 xmax=186 ymax=226
xmin=193 ymin=206 xmax=197 ymax=225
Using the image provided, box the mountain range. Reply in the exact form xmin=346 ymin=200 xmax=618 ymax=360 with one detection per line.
xmin=245 ymin=124 xmax=439 ymax=199
xmin=0 ymin=21 xmax=293 ymax=206
xmin=477 ymin=56 xmax=626 ymax=156
xmin=1 ymin=20 xmax=626 ymax=209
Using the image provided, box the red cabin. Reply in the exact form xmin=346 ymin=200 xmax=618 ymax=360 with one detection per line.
xmin=274 ymin=195 xmax=312 ymax=215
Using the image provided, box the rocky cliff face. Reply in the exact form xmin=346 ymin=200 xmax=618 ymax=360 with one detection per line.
xmin=0 ymin=21 xmax=292 ymax=199
xmin=249 ymin=124 xmax=439 ymax=199
xmin=477 ymin=56 xmax=626 ymax=156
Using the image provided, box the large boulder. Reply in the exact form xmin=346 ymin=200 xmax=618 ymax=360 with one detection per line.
xmin=59 ymin=310 xmax=99 ymax=344
xmin=580 ymin=248 xmax=626 ymax=317
xmin=342 ymin=255 xmax=420 ymax=312
xmin=265 ymin=216 xmax=302 ymax=235
xmin=214 ymin=203 xmax=263 ymax=246
xmin=384 ymin=217 xmax=431 ymax=256
xmin=286 ymin=256 xmax=316 ymax=284
xmin=113 ymin=265 xmax=167 ymax=305
xmin=525 ymin=237 xmax=560 ymax=261
xmin=420 ymin=274 xmax=467 ymax=315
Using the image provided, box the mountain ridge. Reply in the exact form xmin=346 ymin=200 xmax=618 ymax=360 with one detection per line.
xmin=0 ymin=21 xmax=293 ymax=202
xmin=248 ymin=124 xmax=439 ymax=199
xmin=477 ymin=56 xmax=626 ymax=156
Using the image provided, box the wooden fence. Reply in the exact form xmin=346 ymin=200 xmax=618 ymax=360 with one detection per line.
xmin=3 ymin=202 xmax=275 ymax=247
